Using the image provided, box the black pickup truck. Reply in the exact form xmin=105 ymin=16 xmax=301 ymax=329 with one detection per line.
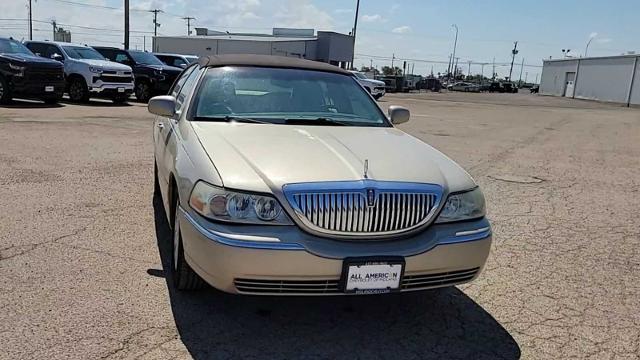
xmin=0 ymin=37 xmax=65 ymax=104
xmin=93 ymin=47 xmax=182 ymax=102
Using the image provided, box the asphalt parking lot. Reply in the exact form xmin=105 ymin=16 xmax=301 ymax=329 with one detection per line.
xmin=1 ymin=92 xmax=639 ymax=359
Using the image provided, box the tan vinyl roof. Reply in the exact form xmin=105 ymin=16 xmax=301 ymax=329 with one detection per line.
xmin=197 ymin=54 xmax=351 ymax=75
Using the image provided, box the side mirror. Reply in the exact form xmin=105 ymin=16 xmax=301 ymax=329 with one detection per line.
xmin=148 ymin=96 xmax=176 ymax=117
xmin=51 ymin=53 xmax=64 ymax=62
xmin=388 ymin=105 xmax=410 ymax=125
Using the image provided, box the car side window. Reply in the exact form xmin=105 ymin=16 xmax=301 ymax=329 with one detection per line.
xmin=46 ymin=45 xmax=62 ymax=59
xmin=175 ymin=66 xmax=201 ymax=113
xmin=172 ymin=58 xmax=187 ymax=67
xmin=26 ymin=43 xmax=44 ymax=56
xmin=169 ymin=66 xmax=196 ymax=98
xmin=98 ymin=49 xmax=114 ymax=61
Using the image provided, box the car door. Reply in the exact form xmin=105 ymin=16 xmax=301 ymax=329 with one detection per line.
xmin=154 ymin=65 xmax=197 ymax=185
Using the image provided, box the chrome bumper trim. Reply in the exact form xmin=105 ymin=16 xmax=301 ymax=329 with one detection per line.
xmin=440 ymin=227 xmax=491 ymax=245
xmin=180 ymin=207 xmax=305 ymax=250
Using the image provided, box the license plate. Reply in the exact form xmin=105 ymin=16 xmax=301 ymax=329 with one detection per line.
xmin=117 ymin=87 xmax=125 ymax=93
xmin=342 ymin=258 xmax=404 ymax=294
xmin=45 ymin=86 xmax=54 ymax=92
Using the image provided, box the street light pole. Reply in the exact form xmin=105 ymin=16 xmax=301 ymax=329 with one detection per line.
xmin=450 ymin=24 xmax=459 ymax=80
xmin=350 ymin=0 xmax=360 ymax=70
xmin=585 ymin=37 xmax=594 ymax=57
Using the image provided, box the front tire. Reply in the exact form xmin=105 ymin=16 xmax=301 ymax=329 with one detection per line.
xmin=135 ymin=80 xmax=152 ymax=102
xmin=0 ymin=75 xmax=13 ymax=104
xmin=68 ymin=77 xmax=89 ymax=102
xmin=171 ymin=199 xmax=206 ymax=291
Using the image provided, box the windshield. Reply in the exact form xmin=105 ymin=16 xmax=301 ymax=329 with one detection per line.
xmin=62 ymin=46 xmax=105 ymax=60
xmin=0 ymin=39 xmax=34 ymax=55
xmin=129 ymin=51 xmax=164 ymax=65
xmin=191 ymin=67 xmax=389 ymax=127
xmin=185 ymin=56 xmax=199 ymax=63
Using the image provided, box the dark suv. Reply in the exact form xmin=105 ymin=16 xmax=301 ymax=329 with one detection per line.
xmin=0 ymin=37 xmax=65 ymax=104
xmin=93 ymin=47 xmax=182 ymax=102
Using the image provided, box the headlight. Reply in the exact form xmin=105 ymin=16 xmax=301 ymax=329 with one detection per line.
xmin=9 ymin=63 xmax=25 ymax=76
xmin=89 ymin=66 xmax=103 ymax=73
xmin=435 ymin=187 xmax=485 ymax=223
xmin=189 ymin=181 xmax=292 ymax=225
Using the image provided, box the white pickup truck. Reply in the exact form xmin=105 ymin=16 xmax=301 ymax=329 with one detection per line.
xmin=350 ymin=71 xmax=386 ymax=100
xmin=25 ymin=41 xmax=134 ymax=103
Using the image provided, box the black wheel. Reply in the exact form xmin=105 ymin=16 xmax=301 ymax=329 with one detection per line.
xmin=135 ymin=81 xmax=152 ymax=102
xmin=171 ymin=198 xmax=206 ymax=290
xmin=0 ymin=75 xmax=13 ymax=104
xmin=68 ymin=77 xmax=89 ymax=102
xmin=112 ymin=94 xmax=129 ymax=104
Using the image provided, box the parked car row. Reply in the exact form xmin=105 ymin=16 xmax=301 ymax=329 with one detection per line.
xmin=0 ymin=37 xmax=199 ymax=105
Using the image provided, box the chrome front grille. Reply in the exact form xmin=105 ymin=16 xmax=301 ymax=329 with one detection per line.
xmin=283 ymin=181 xmax=442 ymax=237
xmin=234 ymin=278 xmax=341 ymax=294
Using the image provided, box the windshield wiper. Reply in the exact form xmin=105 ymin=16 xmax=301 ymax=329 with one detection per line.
xmin=283 ymin=117 xmax=347 ymax=126
xmin=192 ymin=115 xmax=268 ymax=124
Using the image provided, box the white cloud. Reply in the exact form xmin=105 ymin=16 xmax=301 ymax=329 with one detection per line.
xmin=391 ymin=25 xmax=410 ymax=34
xmin=361 ymin=14 xmax=383 ymax=22
xmin=596 ymin=38 xmax=612 ymax=44
xmin=334 ymin=8 xmax=352 ymax=14
xmin=274 ymin=0 xmax=333 ymax=30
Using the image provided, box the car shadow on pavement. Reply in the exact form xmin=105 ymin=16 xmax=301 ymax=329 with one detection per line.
xmin=152 ymin=195 xmax=520 ymax=360
xmin=1 ymin=99 xmax=65 ymax=108
xmin=60 ymin=99 xmax=133 ymax=107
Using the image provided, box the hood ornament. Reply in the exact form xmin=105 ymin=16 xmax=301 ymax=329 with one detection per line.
xmin=363 ymin=159 xmax=369 ymax=179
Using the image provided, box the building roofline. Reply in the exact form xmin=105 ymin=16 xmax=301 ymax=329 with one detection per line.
xmin=544 ymin=54 xmax=639 ymax=63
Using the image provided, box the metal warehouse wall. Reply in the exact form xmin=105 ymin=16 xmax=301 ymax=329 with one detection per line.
xmin=540 ymin=56 xmax=640 ymax=105
xmin=540 ymin=60 xmax=578 ymax=96
xmin=575 ymin=57 xmax=636 ymax=103
xmin=154 ymin=37 xmax=313 ymax=59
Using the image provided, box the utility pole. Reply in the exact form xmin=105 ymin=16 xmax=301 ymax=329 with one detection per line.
xmin=535 ymin=73 xmax=539 ymax=84
xmin=391 ymin=53 xmax=395 ymax=71
xmin=508 ymin=41 xmax=518 ymax=81
xmin=447 ymin=53 xmax=453 ymax=79
xmin=451 ymin=24 xmax=459 ymax=79
xmin=150 ymin=9 xmax=163 ymax=51
xmin=28 ymin=0 xmax=33 ymax=40
xmin=481 ymin=63 xmax=485 ymax=83
xmin=467 ymin=60 xmax=471 ymax=79
xmin=492 ymin=57 xmax=496 ymax=79
xmin=524 ymin=72 xmax=528 ymax=84
xmin=350 ymin=0 xmax=361 ymax=70
xmin=51 ymin=20 xmax=56 ymax=41
xmin=370 ymin=59 xmax=373 ymax=69
xmin=182 ymin=16 xmax=195 ymax=36
xmin=124 ymin=0 xmax=130 ymax=49
xmin=454 ymin=57 xmax=459 ymax=79
xmin=518 ymin=57 xmax=525 ymax=86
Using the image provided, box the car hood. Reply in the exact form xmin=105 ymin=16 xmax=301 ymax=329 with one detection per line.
xmin=190 ymin=123 xmax=476 ymax=194
xmin=364 ymin=79 xmax=386 ymax=86
xmin=0 ymin=53 xmax=62 ymax=67
xmin=139 ymin=63 xmax=182 ymax=74
xmin=81 ymin=59 xmax=132 ymax=71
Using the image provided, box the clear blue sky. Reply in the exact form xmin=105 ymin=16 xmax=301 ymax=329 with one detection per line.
xmin=2 ymin=0 xmax=638 ymax=81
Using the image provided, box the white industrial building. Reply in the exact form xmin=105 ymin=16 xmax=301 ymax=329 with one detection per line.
xmin=152 ymin=28 xmax=354 ymax=68
xmin=540 ymin=54 xmax=640 ymax=106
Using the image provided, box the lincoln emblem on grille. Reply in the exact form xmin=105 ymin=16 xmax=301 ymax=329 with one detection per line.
xmin=363 ymin=159 xmax=369 ymax=179
xmin=366 ymin=189 xmax=376 ymax=207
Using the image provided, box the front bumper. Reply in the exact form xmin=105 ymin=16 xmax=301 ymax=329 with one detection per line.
xmin=88 ymin=76 xmax=134 ymax=96
xmin=178 ymin=207 xmax=492 ymax=295
xmin=372 ymin=86 xmax=386 ymax=97
xmin=11 ymin=78 xmax=65 ymax=99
